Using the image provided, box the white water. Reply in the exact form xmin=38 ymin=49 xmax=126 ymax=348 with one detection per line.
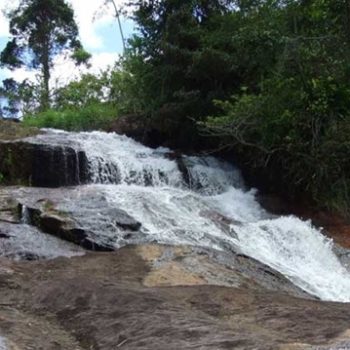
xmin=0 ymin=338 xmax=7 ymax=350
xmin=26 ymin=130 xmax=350 ymax=302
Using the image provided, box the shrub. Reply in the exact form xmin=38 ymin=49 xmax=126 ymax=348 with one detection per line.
xmin=22 ymin=103 xmax=117 ymax=131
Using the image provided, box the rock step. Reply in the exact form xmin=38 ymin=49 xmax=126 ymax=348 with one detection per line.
xmin=0 ymin=141 xmax=89 ymax=187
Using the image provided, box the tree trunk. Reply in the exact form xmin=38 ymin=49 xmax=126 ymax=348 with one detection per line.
xmin=346 ymin=0 xmax=350 ymax=43
xmin=40 ymin=38 xmax=50 ymax=112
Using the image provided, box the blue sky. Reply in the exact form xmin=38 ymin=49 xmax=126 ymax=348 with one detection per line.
xmin=0 ymin=0 xmax=135 ymax=85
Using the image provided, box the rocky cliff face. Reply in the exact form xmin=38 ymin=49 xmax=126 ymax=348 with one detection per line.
xmin=0 ymin=138 xmax=89 ymax=187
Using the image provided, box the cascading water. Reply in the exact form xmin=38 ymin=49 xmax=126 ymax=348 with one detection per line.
xmin=23 ymin=129 xmax=350 ymax=302
xmin=0 ymin=337 xmax=7 ymax=350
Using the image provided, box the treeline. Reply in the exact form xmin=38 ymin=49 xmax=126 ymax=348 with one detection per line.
xmin=2 ymin=0 xmax=350 ymax=215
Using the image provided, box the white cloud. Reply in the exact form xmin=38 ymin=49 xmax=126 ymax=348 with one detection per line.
xmin=50 ymin=51 xmax=120 ymax=89
xmin=0 ymin=10 xmax=9 ymax=38
xmin=5 ymin=67 xmax=37 ymax=83
xmin=69 ymin=0 xmax=128 ymax=50
xmin=70 ymin=0 xmax=106 ymax=49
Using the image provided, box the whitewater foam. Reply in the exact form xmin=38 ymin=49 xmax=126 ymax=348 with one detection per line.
xmin=27 ymin=129 xmax=350 ymax=302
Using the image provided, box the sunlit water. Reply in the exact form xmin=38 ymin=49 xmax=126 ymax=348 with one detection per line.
xmin=23 ymin=129 xmax=350 ymax=302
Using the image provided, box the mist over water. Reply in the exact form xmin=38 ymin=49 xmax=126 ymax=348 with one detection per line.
xmin=25 ymin=130 xmax=350 ymax=302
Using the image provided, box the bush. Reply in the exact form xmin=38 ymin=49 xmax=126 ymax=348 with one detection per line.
xmin=203 ymin=72 xmax=350 ymax=215
xmin=22 ymin=103 xmax=117 ymax=131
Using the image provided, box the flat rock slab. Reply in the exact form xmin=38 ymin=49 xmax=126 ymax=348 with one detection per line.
xmin=0 ymin=222 xmax=84 ymax=260
xmin=0 ymin=244 xmax=349 ymax=349
xmin=0 ymin=186 xmax=143 ymax=251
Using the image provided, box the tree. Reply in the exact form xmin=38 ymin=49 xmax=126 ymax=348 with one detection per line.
xmin=0 ymin=0 xmax=91 ymax=111
xmin=121 ymin=0 xmax=350 ymax=214
xmin=123 ymin=0 xmax=249 ymax=146
xmin=0 ymin=78 xmax=37 ymax=118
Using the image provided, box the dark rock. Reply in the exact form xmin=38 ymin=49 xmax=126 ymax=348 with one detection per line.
xmin=40 ymin=212 xmax=74 ymax=235
xmin=167 ymin=152 xmax=192 ymax=186
xmin=256 ymin=193 xmax=291 ymax=215
xmin=17 ymin=251 xmax=41 ymax=261
xmin=15 ymin=196 xmax=141 ymax=251
xmin=0 ymin=232 xmax=10 ymax=239
xmin=111 ymin=208 xmax=142 ymax=231
xmin=0 ymin=141 xmax=90 ymax=187
xmin=106 ymin=114 xmax=165 ymax=148
xmin=35 ymin=210 xmax=114 ymax=251
xmin=2 ymin=117 xmax=20 ymax=123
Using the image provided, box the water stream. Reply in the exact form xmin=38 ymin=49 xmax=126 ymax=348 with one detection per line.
xmin=21 ymin=129 xmax=350 ymax=302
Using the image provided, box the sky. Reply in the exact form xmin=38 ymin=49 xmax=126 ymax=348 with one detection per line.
xmin=0 ymin=0 xmax=135 ymax=86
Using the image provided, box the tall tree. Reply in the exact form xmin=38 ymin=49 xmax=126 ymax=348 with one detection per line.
xmin=0 ymin=0 xmax=91 ymax=111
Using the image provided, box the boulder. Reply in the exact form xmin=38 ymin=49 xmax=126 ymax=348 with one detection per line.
xmin=14 ymin=194 xmax=142 ymax=251
xmin=20 ymin=200 xmax=114 ymax=251
xmin=110 ymin=208 xmax=141 ymax=231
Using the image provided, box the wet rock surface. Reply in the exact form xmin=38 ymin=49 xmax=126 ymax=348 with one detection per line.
xmin=3 ymin=185 xmax=350 ymax=294
xmin=0 ymin=140 xmax=90 ymax=187
xmin=0 ymin=244 xmax=348 ymax=349
xmin=0 ymin=187 xmax=315 ymax=301
xmin=0 ymin=222 xmax=84 ymax=260
xmin=4 ymin=186 xmax=144 ymax=251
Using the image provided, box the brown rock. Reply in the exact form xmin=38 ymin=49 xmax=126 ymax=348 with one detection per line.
xmin=0 ymin=245 xmax=349 ymax=349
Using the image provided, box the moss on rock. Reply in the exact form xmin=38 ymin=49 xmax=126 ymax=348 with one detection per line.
xmin=0 ymin=120 xmax=40 ymax=141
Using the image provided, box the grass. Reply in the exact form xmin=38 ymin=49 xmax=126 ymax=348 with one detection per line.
xmin=22 ymin=103 xmax=118 ymax=131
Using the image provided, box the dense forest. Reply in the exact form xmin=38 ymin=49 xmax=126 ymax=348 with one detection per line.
xmin=1 ymin=0 xmax=350 ymax=216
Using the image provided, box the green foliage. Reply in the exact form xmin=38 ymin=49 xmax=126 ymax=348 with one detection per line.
xmin=202 ymin=0 xmax=350 ymax=214
xmin=0 ymin=0 xmax=90 ymax=111
xmin=53 ymin=73 xmax=109 ymax=110
xmin=22 ymin=103 xmax=117 ymax=131
xmin=70 ymin=48 xmax=92 ymax=66
xmin=122 ymin=0 xmax=350 ymax=214
xmin=2 ymin=0 xmax=349 ymax=215
xmin=120 ymin=1 xmax=242 ymax=146
xmin=0 ymin=78 xmax=38 ymax=117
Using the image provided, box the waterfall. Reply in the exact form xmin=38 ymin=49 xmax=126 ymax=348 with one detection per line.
xmin=20 ymin=204 xmax=31 ymax=225
xmin=25 ymin=129 xmax=350 ymax=302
